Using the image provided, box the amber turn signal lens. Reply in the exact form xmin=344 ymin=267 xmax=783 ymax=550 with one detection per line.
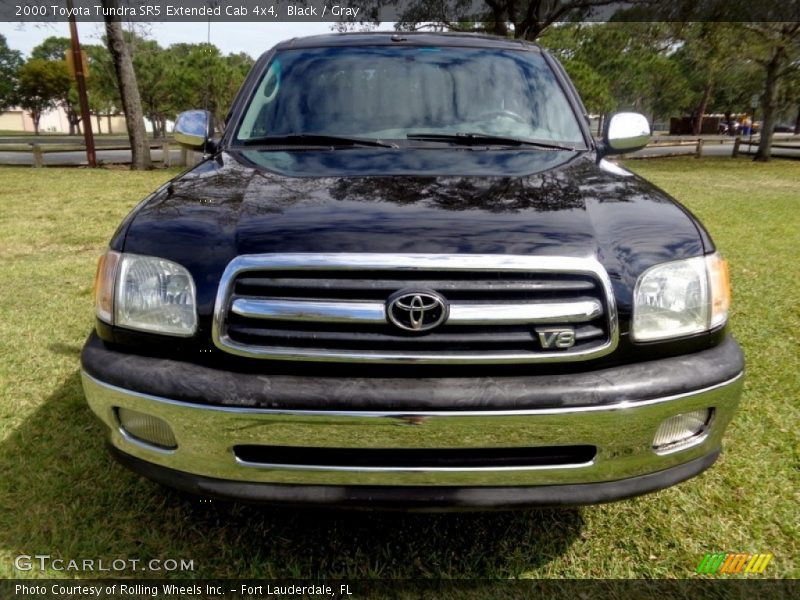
xmin=94 ymin=250 xmax=120 ymax=323
xmin=706 ymin=253 xmax=731 ymax=329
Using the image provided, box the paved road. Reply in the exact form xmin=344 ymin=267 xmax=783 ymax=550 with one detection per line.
xmin=0 ymin=148 xmax=185 ymax=166
xmin=1 ymin=141 xmax=797 ymax=166
xmin=636 ymin=142 xmax=736 ymax=158
xmin=635 ymin=141 xmax=800 ymax=159
xmin=0 ymin=135 xmax=138 ymax=146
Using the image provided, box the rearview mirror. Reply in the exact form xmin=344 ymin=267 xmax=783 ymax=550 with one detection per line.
xmin=602 ymin=112 xmax=651 ymax=155
xmin=174 ymin=110 xmax=214 ymax=152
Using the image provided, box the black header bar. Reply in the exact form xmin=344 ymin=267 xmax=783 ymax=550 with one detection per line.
xmin=1 ymin=579 xmax=797 ymax=600
xmin=2 ymin=0 xmax=799 ymax=23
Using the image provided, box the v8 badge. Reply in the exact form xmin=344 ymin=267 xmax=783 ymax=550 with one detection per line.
xmin=537 ymin=327 xmax=576 ymax=349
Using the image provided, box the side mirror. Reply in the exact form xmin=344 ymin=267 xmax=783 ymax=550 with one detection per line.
xmin=602 ymin=112 xmax=651 ymax=155
xmin=174 ymin=110 xmax=214 ymax=152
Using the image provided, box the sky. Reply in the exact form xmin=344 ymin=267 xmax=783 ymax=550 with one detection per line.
xmin=0 ymin=21 xmax=342 ymax=58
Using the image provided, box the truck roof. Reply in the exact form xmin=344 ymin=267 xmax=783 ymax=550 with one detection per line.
xmin=273 ymin=31 xmax=541 ymax=52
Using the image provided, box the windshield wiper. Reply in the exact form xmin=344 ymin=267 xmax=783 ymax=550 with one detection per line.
xmin=406 ymin=132 xmax=578 ymax=151
xmin=240 ymin=134 xmax=397 ymax=149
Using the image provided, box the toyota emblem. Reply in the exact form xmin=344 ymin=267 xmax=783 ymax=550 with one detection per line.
xmin=386 ymin=289 xmax=448 ymax=332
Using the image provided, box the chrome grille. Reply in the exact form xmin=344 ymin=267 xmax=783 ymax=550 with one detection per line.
xmin=212 ymin=254 xmax=618 ymax=364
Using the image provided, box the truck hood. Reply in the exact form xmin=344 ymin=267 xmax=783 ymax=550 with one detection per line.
xmin=121 ymin=148 xmax=708 ymax=315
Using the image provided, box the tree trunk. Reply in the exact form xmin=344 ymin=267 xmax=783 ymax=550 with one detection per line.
xmin=794 ymin=104 xmax=800 ymax=136
xmin=103 ymin=5 xmax=151 ymax=170
xmin=755 ymin=48 xmax=784 ymax=162
xmin=692 ymin=82 xmax=713 ymax=136
xmin=482 ymin=1 xmax=509 ymax=37
xmin=64 ymin=104 xmax=80 ymax=136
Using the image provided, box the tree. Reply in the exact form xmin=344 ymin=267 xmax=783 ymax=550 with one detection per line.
xmin=744 ymin=23 xmax=800 ymax=161
xmin=17 ymin=58 xmax=71 ymax=134
xmin=776 ymin=70 xmax=800 ymax=135
xmin=129 ymin=37 xmax=172 ymax=138
xmin=221 ymin=52 xmax=256 ymax=124
xmin=572 ymin=24 xmax=674 ymax=111
xmin=31 ymin=36 xmax=84 ymax=134
xmin=84 ymin=43 xmax=121 ymax=133
xmin=336 ymin=1 xmax=651 ymax=40
xmin=389 ymin=0 xmax=648 ymax=40
xmin=670 ymin=23 xmax=744 ymax=135
xmin=540 ymin=22 xmax=688 ymax=130
xmin=706 ymin=58 xmax=762 ymax=124
xmin=538 ymin=25 xmax=614 ymax=117
xmin=30 ymin=36 xmax=70 ymax=61
xmin=0 ymin=34 xmax=23 ymax=111
xmin=645 ymin=54 xmax=693 ymax=126
xmin=102 ymin=0 xmax=151 ymax=169
xmin=114 ymin=32 xmax=254 ymax=139
xmin=162 ymin=43 xmax=253 ymax=129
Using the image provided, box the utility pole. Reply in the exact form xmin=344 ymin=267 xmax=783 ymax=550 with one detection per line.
xmin=67 ymin=0 xmax=96 ymax=167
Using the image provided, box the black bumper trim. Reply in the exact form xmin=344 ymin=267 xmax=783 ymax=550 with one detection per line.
xmin=82 ymin=332 xmax=745 ymax=411
xmin=109 ymin=445 xmax=720 ymax=510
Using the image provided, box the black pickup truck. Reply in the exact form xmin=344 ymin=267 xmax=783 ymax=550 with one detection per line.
xmin=81 ymin=32 xmax=744 ymax=509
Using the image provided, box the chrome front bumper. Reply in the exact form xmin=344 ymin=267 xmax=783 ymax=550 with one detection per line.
xmin=81 ymin=367 xmax=743 ymax=490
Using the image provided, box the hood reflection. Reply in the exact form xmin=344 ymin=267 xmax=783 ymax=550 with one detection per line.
xmin=123 ymin=147 xmax=707 ymax=313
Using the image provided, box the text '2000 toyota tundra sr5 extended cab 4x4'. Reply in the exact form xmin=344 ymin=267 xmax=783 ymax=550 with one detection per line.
xmin=81 ymin=32 xmax=744 ymax=509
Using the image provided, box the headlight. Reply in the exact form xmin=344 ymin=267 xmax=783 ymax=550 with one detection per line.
xmin=94 ymin=250 xmax=197 ymax=336
xmin=632 ymin=253 xmax=730 ymax=342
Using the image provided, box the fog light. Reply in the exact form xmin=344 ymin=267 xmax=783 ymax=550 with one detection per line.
xmin=653 ymin=409 xmax=711 ymax=450
xmin=117 ymin=408 xmax=177 ymax=449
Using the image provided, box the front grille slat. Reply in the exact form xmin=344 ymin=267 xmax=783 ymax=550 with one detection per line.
xmin=230 ymin=296 xmax=603 ymax=325
xmin=236 ymin=275 xmax=596 ymax=298
xmin=234 ymin=444 xmax=597 ymax=469
xmin=213 ymin=254 xmax=618 ymax=364
xmin=231 ymin=298 xmax=387 ymax=323
xmin=225 ymin=323 xmax=606 ymax=347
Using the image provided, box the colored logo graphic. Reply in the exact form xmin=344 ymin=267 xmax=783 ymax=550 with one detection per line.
xmin=696 ymin=553 xmax=772 ymax=574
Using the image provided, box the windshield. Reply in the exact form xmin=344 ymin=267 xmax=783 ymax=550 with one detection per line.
xmin=234 ymin=45 xmax=585 ymax=145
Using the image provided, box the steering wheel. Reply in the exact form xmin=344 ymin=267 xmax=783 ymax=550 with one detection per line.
xmin=476 ymin=110 xmax=528 ymax=124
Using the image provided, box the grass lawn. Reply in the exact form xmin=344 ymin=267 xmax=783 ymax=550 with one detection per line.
xmin=0 ymin=158 xmax=797 ymax=581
